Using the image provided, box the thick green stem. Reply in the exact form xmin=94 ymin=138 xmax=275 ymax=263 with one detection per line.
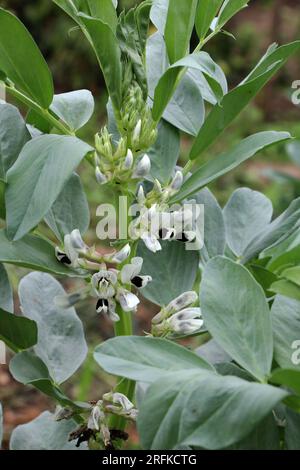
xmin=4 ymin=84 xmax=75 ymax=136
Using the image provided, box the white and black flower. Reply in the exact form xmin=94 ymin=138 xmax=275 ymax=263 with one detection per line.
xmin=120 ymin=257 xmax=152 ymax=289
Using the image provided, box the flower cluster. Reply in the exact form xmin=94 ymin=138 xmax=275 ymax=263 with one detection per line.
xmin=151 ymin=291 xmax=203 ymax=337
xmin=131 ymin=177 xmax=198 ymax=253
xmin=94 ymin=83 xmax=157 ymax=186
xmin=55 ymin=229 xmax=151 ymax=321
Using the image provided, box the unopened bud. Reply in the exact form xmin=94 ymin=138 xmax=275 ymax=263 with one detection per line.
xmin=137 ymin=185 xmax=146 ymax=205
xmin=170 ymin=171 xmax=183 ymax=191
xmin=132 ymin=119 xmax=142 ymax=144
xmin=95 ymin=166 xmax=107 ymax=184
xmin=132 ymin=154 xmax=151 ymax=178
xmin=123 ymin=149 xmax=133 ymax=169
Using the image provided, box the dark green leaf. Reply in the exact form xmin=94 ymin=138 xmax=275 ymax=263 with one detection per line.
xmin=0 ymin=308 xmax=37 ymax=352
xmin=0 ymin=8 xmax=54 ymax=107
xmin=195 ymin=0 xmax=223 ymax=40
xmin=6 ymin=135 xmax=92 ymax=241
xmin=172 ymin=132 xmax=290 ymax=202
xmin=79 ymin=14 xmax=122 ymax=110
xmin=217 ymin=0 xmax=249 ymax=29
xmin=164 ymin=0 xmax=198 ymax=64
xmin=190 ymin=42 xmax=300 ymax=159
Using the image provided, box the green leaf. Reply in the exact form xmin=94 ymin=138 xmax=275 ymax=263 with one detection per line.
xmin=285 ymin=408 xmax=300 ymax=450
xmin=135 ymin=0 xmax=152 ymax=54
xmin=152 ymin=52 xmax=225 ymax=122
xmin=190 ymin=41 xmax=300 ymax=159
xmin=138 ymin=370 xmax=287 ymax=449
xmin=0 ymin=229 xmax=84 ymax=277
xmin=10 ymin=411 xmax=84 ymax=450
xmin=45 ymin=174 xmax=90 ymax=243
xmin=271 ymin=295 xmax=300 ymax=370
xmin=0 ymin=264 xmax=13 ymax=312
xmin=249 ymin=265 xmax=278 ymax=295
xmin=270 ymin=369 xmax=300 ymax=395
xmin=223 ymin=188 xmax=273 ymax=258
xmin=137 ymin=241 xmax=199 ymax=306
xmin=217 ymin=0 xmax=249 ymax=29
xmin=19 ymin=272 xmax=88 ymax=384
xmin=271 ymin=280 xmax=300 ymax=302
xmin=9 ymin=351 xmax=81 ymax=409
xmin=195 ymin=0 xmax=223 ymax=40
xmin=225 ymin=414 xmax=280 ymax=450
xmin=164 ymin=0 xmax=198 ymax=64
xmin=200 ymin=256 xmax=273 ymax=381
xmin=0 ymin=102 xmax=30 ymax=181
xmin=6 ymin=135 xmax=92 ymax=241
xmin=86 ymin=0 xmax=117 ymax=31
xmin=267 ymin=245 xmax=300 ymax=273
xmin=50 ymin=90 xmax=94 ymax=131
xmin=147 ymin=33 xmax=205 ymax=135
xmin=0 ymin=308 xmax=37 ymax=352
xmin=0 ymin=8 xmax=54 ymax=107
xmin=172 ymin=131 xmax=290 ymax=202
xmin=79 ymin=14 xmax=122 ymax=110
xmin=148 ymin=120 xmax=179 ymax=184
xmin=243 ymin=198 xmax=300 ymax=263
xmin=280 ymin=266 xmax=300 ymax=286
xmin=194 ymin=188 xmax=226 ymax=259
xmin=94 ymin=336 xmax=214 ymax=382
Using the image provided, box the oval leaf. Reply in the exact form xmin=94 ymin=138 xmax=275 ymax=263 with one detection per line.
xmin=19 ymin=272 xmax=88 ymax=383
xmin=6 ymin=135 xmax=92 ymax=241
xmin=200 ymin=256 xmax=273 ymax=381
xmin=0 ymin=8 xmax=54 ymax=107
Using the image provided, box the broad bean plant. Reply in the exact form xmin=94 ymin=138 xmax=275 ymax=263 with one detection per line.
xmin=0 ymin=0 xmax=300 ymax=451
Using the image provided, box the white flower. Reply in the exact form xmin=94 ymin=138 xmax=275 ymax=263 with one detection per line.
xmin=87 ymin=400 xmax=105 ymax=431
xmin=92 ymin=269 xmax=118 ymax=299
xmin=152 ymin=291 xmax=198 ymax=324
xmin=141 ymin=232 xmax=162 ymax=253
xmin=167 ymin=308 xmax=203 ymax=335
xmin=55 ymin=229 xmax=87 ymax=268
xmin=96 ymin=298 xmax=120 ymax=322
xmin=132 ymin=154 xmax=151 ymax=178
xmin=103 ymin=392 xmax=138 ymax=421
xmin=116 ymin=288 xmax=140 ymax=312
xmin=108 ymin=243 xmax=131 ymax=264
xmin=121 ymin=257 xmax=152 ymax=288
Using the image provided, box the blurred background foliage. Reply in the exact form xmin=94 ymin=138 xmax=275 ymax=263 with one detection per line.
xmin=1 ymin=0 xmax=300 ymax=449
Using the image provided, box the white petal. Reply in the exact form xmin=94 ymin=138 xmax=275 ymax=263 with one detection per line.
xmin=95 ymin=166 xmax=107 ymax=184
xmin=70 ymin=229 xmax=86 ymax=250
xmin=170 ymin=318 xmax=204 ymax=335
xmin=117 ymin=289 xmax=140 ymax=312
xmin=63 ymin=234 xmax=79 ymax=267
xmin=111 ymin=244 xmax=131 ymax=263
xmin=123 ymin=149 xmax=133 ymax=169
xmin=120 ymin=257 xmax=143 ymax=284
xmin=141 ymin=233 xmax=162 ymax=253
xmin=137 ymin=185 xmax=146 ymax=205
xmin=170 ymin=307 xmax=202 ymax=322
xmin=132 ymin=119 xmax=142 ymax=143
xmin=165 ymin=291 xmax=198 ymax=314
xmin=132 ymin=154 xmax=151 ymax=178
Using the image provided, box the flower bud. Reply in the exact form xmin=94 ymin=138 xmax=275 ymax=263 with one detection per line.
xmin=167 ymin=307 xmax=203 ymax=335
xmin=110 ymin=243 xmax=131 ymax=263
xmin=170 ymin=170 xmax=183 ymax=191
xmin=123 ymin=149 xmax=133 ymax=169
xmin=165 ymin=291 xmax=198 ymax=315
xmin=153 ymin=179 xmax=163 ymax=195
xmin=137 ymin=185 xmax=146 ymax=205
xmin=132 ymin=119 xmax=142 ymax=145
xmin=95 ymin=166 xmax=107 ymax=184
xmin=132 ymin=154 xmax=151 ymax=178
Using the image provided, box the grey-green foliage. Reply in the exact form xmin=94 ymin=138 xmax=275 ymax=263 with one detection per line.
xmin=10 ymin=411 xmax=85 ymax=450
xmin=18 ymin=272 xmax=88 ymax=383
